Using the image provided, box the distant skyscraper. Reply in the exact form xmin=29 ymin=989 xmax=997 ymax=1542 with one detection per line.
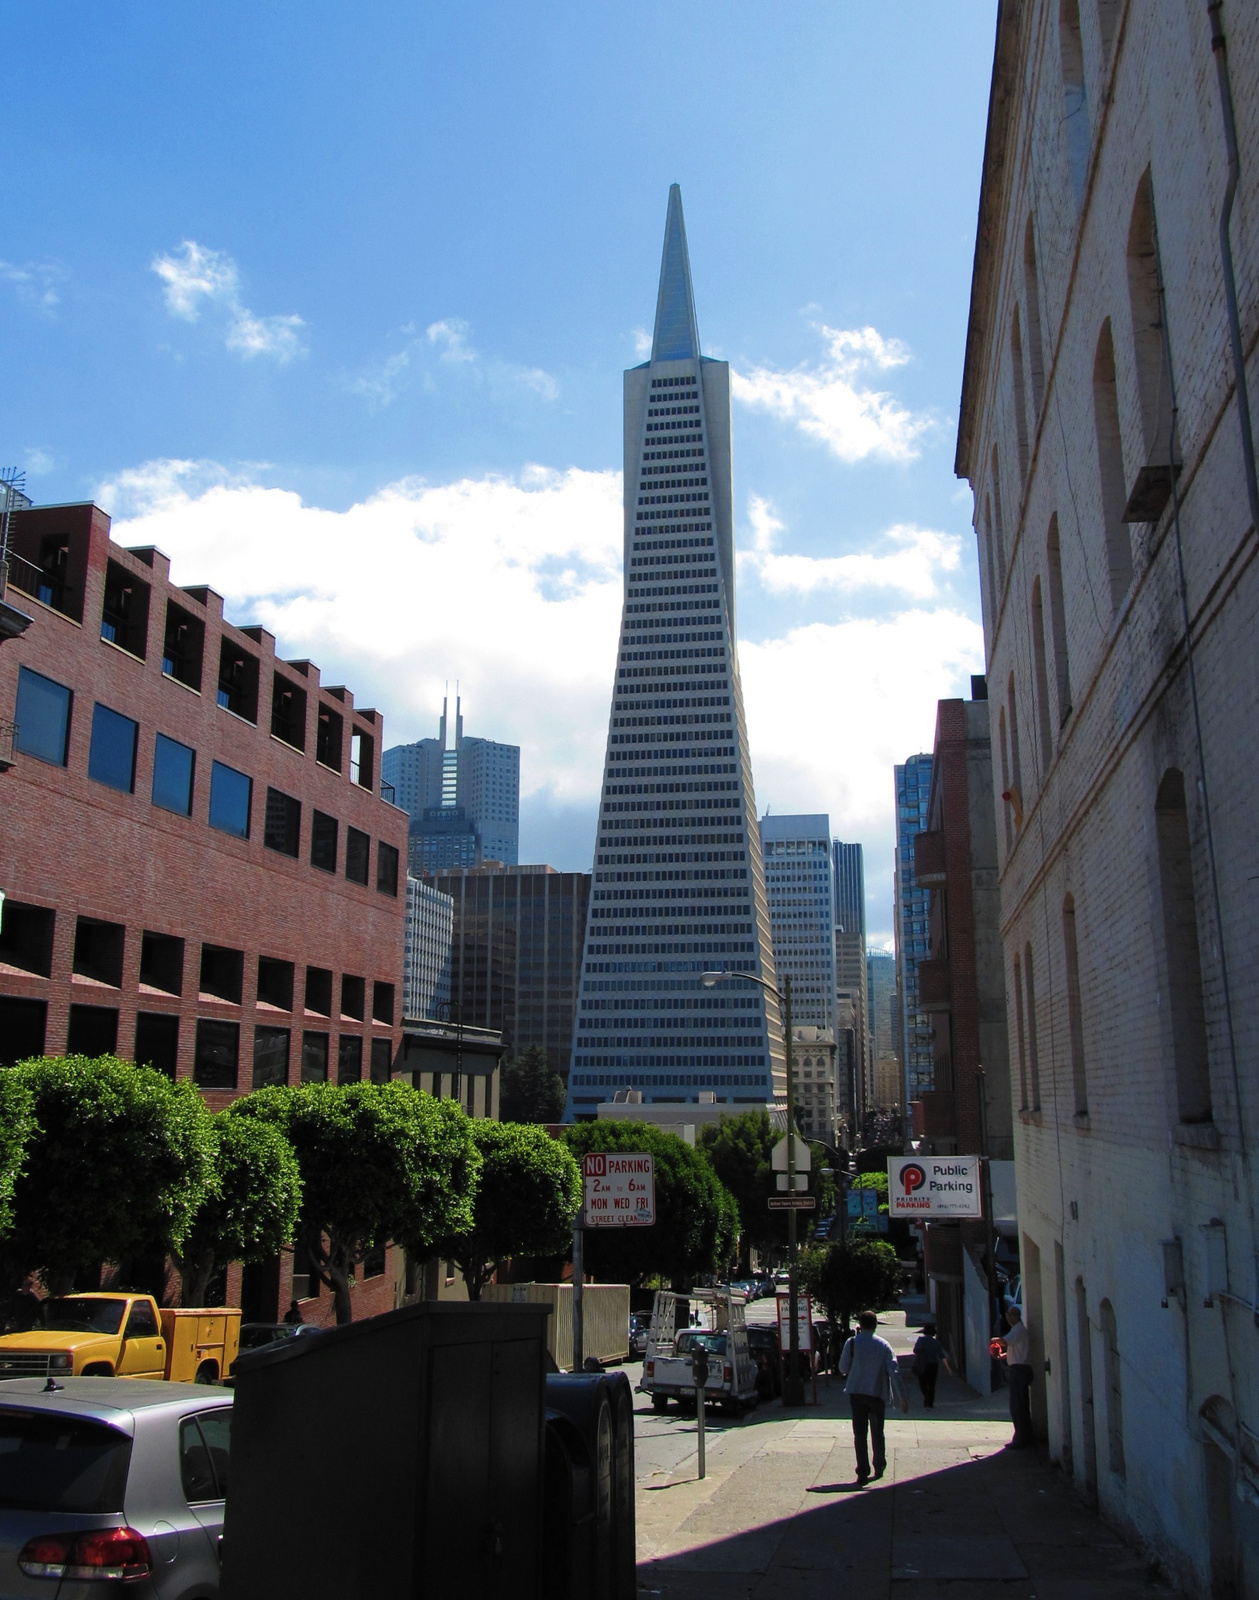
xmin=894 ymin=754 xmax=934 ymax=1099
xmin=403 ymin=876 xmax=454 ymax=1020
xmin=832 ymin=839 xmax=870 ymax=1123
xmin=832 ymin=841 xmax=866 ymax=937
xmin=866 ymin=950 xmax=897 ymax=1062
xmin=761 ymin=814 xmax=835 ymax=1032
xmin=565 ymin=185 xmax=784 ymax=1118
xmin=384 ymin=693 xmax=520 ymax=873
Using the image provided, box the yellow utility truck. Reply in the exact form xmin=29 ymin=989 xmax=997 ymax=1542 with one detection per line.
xmin=0 ymin=1292 xmax=240 ymax=1384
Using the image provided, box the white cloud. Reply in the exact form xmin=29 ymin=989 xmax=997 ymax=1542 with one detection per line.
xmin=732 ymin=322 xmax=936 ymax=463
xmin=347 ymin=317 xmax=558 ymax=408
xmin=23 ymin=449 xmax=56 ymax=477
xmin=632 ymin=327 xmax=652 ymax=360
xmin=426 ymin=318 xmax=476 ymax=362
xmin=151 ymin=241 xmax=305 ymax=363
xmin=0 ymin=259 xmax=66 ymax=313
xmin=739 ymin=493 xmax=962 ymax=601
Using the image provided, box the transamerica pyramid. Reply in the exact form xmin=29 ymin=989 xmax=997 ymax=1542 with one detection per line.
xmin=564 ymin=186 xmax=786 ymax=1118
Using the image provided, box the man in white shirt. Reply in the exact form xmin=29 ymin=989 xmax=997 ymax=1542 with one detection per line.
xmin=998 ymin=1306 xmax=1035 ymax=1447
xmin=838 ymin=1310 xmax=899 ymax=1483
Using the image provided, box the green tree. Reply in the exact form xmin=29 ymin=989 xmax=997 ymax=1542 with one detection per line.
xmin=798 ymin=1238 xmax=904 ymax=1336
xmin=437 ymin=1122 xmax=581 ymax=1300
xmin=697 ymin=1111 xmax=837 ymax=1261
xmin=499 ymin=1045 xmax=566 ymax=1124
xmin=562 ymin=1121 xmax=739 ymax=1286
xmin=172 ymin=1113 xmax=303 ymax=1307
xmin=0 ymin=1070 xmax=35 ymax=1240
xmin=2 ymin=1056 xmax=215 ymax=1295
xmin=231 ymin=1081 xmax=479 ymax=1325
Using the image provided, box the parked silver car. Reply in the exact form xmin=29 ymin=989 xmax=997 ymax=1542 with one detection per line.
xmin=0 ymin=1376 xmax=231 ymax=1598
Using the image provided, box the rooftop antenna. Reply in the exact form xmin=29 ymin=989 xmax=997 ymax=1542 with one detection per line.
xmin=0 ymin=468 xmax=26 ymax=601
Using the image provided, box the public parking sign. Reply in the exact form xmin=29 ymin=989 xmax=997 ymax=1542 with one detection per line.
xmin=583 ymin=1152 xmax=655 ymax=1226
xmin=887 ymin=1155 xmax=982 ymax=1218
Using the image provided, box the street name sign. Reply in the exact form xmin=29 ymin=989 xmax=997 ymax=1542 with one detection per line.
xmin=887 ymin=1155 xmax=982 ymax=1218
xmin=583 ymin=1152 xmax=656 ymax=1226
xmin=767 ymin=1195 xmax=816 ymax=1210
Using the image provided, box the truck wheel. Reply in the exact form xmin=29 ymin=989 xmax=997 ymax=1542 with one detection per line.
xmin=651 ymin=1396 xmax=669 ymax=1414
xmin=194 ymin=1361 xmax=219 ymax=1385
xmin=82 ymin=1364 xmax=113 ymax=1377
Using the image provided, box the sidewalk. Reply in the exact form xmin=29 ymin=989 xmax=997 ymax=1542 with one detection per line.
xmin=636 ymin=1314 xmax=1181 ymax=1600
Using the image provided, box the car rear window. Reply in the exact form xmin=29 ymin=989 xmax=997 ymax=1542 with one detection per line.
xmin=0 ymin=1411 xmax=131 ymax=1513
xmin=675 ymin=1331 xmax=727 ymax=1355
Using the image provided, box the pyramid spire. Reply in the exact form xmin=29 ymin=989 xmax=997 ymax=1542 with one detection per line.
xmin=651 ymin=184 xmax=700 ymax=363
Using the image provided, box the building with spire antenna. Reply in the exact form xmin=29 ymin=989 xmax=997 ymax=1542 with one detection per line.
xmin=565 ymin=186 xmax=785 ymax=1118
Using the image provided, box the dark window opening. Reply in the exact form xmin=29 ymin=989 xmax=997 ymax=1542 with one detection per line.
xmin=1063 ymin=895 xmax=1088 ymax=1116
xmin=217 ymin=640 xmax=259 ymax=723
xmin=1046 ymin=516 xmax=1072 ymax=725
xmin=134 ymin=1012 xmax=179 ymax=1079
xmin=200 ymin=944 xmax=244 ymax=1005
xmin=209 ymin=761 xmax=252 ymax=839
xmin=152 ymin=733 xmax=195 ymax=817
xmin=361 ymin=1245 xmax=385 ymax=1279
xmin=253 ymin=1026 xmax=291 ymax=1089
xmin=1094 ymin=320 xmax=1134 ymax=608
xmin=370 ymin=1037 xmax=393 ymax=1084
xmin=304 ymin=966 xmax=333 ymax=1016
xmin=264 ymin=787 xmax=301 ymax=857
xmin=291 ymin=1233 xmax=320 ymax=1300
xmin=162 ymin=601 xmax=204 ymax=691
xmin=88 ymin=704 xmax=138 ymax=794
xmin=1157 ymin=770 xmax=1212 ymax=1124
xmin=1060 ymin=0 xmax=1089 ymax=207
xmin=300 ymin=1031 xmax=329 ymax=1083
xmin=376 ymin=841 xmax=399 ymax=897
xmin=310 ymin=810 xmax=338 ymax=872
xmin=14 ymin=666 xmax=72 ymax=767
xmin=67 ymin=1004 xmax=119 ymax=1057
xmin=340 ymin=975 xmax=365 ymax=1021
xmin=0 ymin=902 xmax=55 ymax=977
xmin=372 ymin=981 xmax=395 ymax=1026
xmin=8 ymin=531 xmax=79 ymax=620
xmin=194 ymin=1019 xmax=239 ymax=1090
xmin=350 ymin=728 xmax=374 ymax=791
xmin=316 ymin=705 xmax=343 ymax=771
xmin=257 ymin=956 xmax=295 ymax=1011
xmin=345 ymin=827 xmax=370 ymax=886
xmin=73 ymin=917 xmax=125 ymax=988
xmin=0 ymin=997 xmax=46 ymax=1065
xmin=140 ymin=931 xmax=184 ymax=996
xmin=100 ymin=559 xmax=150 ymax=658
xmin=337 ymin=1035 xmax=363 ymax=1084
xmin=271 ymin=674 xmax=307 ymax=752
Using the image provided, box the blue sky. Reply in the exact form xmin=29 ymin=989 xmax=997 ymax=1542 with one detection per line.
xmin=2 ymin=1 xmax=997 ymax=946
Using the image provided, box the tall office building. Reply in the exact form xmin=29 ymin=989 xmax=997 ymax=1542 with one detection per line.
xmin=761 ymin=814 xmax=835 ymax=1032
xmin=565 ymin=186 xmax=784 ymax=1117
xmin=893 ymin=754 xmax=934 ymax=1100
xmin=403 ymin=876 xmax=454 ymax=1021
xmin=430 ymin=863 xmax=589 ymax=1080
xmin=383 ymin=694 xmax=520 ymax=870
xmin=866 ymin=950 xmax=897 ymax=1063
xmin=831 ymin=839 xmax=870 ymax=1121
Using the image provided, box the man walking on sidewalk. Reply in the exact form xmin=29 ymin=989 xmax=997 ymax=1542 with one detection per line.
xmin=998 ymin=1305 xmax=1035 ymax=1447
xmin=839 ymin=1310 xmax=899 ymax=1484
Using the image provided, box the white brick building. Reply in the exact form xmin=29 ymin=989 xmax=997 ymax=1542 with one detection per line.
xmin=956 ymin=3 xmax=1259 ymax=1592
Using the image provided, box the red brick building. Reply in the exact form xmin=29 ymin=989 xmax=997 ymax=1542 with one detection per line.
xmin=0 ymin=501 xmax=409 ymax=1323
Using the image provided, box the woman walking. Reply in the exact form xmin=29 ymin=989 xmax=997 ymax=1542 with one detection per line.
xmin=911 ymin=1322 xmax=951 ymax=1409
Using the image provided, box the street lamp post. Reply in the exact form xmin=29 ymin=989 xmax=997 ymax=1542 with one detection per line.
xmin=702 ymin=967 xmax=805 ymax=1407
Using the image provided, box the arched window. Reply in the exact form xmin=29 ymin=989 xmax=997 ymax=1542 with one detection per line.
xmin=1012 ymin=306 xmax=1031 ymax=481
xmin=1007 ymin=673 xmax=1024 ymax=809
xmin=1024 ymin=941 xmax=1042 ymax=1109
xmin=1156 ymin=770 xmax=1212 ymax=1124
xmin=1060 ymin=0 xmax=1090 ymax=206
xmin=1093 ymin=320 xmax=1134 ymax=608
xmin=1031 ymin=577 xmax=1054 ymax=772
xmin=982 ymin=495 xmax=999 ymax=629
xmin=1063 ymin=894 xmax=1088 ymax=1115
xmin=1046 ymin=516 xmax=1072 ymax=724
xmin=1024 ymin=216 xmax=1047 ymax=415
xmin=1013 ymin=952 xmax=1029 ymax=1109
xmin=999 ymin=706 xmax=1013 ymax=851
xmin=1099 ymin=1300 xmax=1125 ymax=1477
xmin=1125 ymin=167 xmax=1179 ymax=520
xmin=1097 ymin=0 xmax=1119 ymax=65
xmin=992 ymin=445 xmax=1008 ymax=591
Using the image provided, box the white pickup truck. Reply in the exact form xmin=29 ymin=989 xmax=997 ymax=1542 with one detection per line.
xmin=639 ymin=1290 xmax=759 ymax=1416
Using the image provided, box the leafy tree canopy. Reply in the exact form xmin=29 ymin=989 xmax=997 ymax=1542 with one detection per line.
xmin=1 ymin=1056 xmax=215 ymax=1295
xmin=852 ymin=1171 xmax=889 ymax=1194
xmin=697 ymin=1111 xmax=836 ymax=1255
xmin=799 ymin=1238 xmax=904 ymax=1333
xmin=562 ymin=1121 xmax=739 ymax=1286
xmin=173 ymin=1112 xmax=303 ymax=1307
xmin=437 ymin=1122 xmax=581 ymax=1300
xmin=0 ymin=1071 xmax=35 ymax=1240
xmin=231 ymin=1081 xmax=479 ymax=1324
xmin=499 ymin=1046 xmax=567 ymax=1124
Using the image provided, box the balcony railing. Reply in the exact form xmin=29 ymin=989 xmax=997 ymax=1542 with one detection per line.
xmin=4 ymin=551 xmax=75 ymax=619
xmin=0 ymin=718 xmax=16 ymax=773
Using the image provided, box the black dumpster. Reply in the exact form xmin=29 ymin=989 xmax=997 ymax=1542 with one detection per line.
xmin=543 ymin=1370 xmax=635 ymax=1600
xmin=220 ymin=1300 xmax=550 ymax=1600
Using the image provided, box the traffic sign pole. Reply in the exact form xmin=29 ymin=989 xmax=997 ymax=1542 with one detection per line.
xmin=571 ymin=1206 xmax=584 ymax=1372
xmin=783 ymin=974 xmax=805 ymax=1409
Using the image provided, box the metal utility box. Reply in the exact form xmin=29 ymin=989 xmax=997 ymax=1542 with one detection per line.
xmin=220 ymin=1300 xmax=550 ymax=1600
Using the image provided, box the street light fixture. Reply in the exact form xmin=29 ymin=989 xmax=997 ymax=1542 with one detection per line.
xmin=702 ymin=967 xmax=806 ymax=1407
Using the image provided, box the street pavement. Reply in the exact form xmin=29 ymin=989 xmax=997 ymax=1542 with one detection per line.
xmin=629 ymin=1303 xmax=1183 ymax=1600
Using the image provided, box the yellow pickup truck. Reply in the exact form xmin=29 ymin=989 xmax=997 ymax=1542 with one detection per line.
xmin=0 ymin=1292 xmax=241 ymax=1384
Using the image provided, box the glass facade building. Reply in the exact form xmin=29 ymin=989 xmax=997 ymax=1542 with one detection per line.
xmin=893 ymin=754 xmax=935 ymax=1099
xmin=760 ymin=813 xmax=835 ymax=1032
xmin=403 ymin=875 xmax=454 ymax=1020
xmin=565 ymin=186 xmax=784 ymax=1117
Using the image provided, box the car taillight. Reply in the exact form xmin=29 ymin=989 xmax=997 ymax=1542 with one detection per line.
xmin=724 ymin=1365 xmax=733 ymax=1384
xmin=19 ymin=1527 xmax=152 ymax=1582
xmin=645 ymin=1359 xmax=654 ymax=1378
